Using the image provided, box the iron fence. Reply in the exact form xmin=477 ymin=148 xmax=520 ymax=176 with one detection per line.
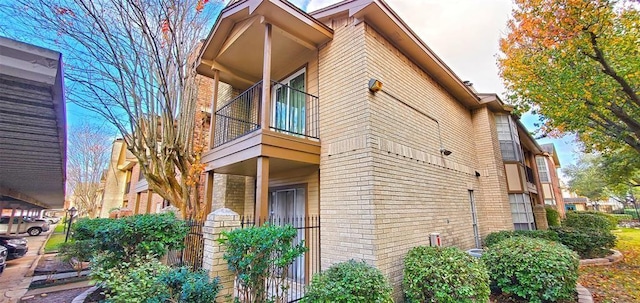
xmin=214 ymin=81 xmax=262 ymax=147
xmin=238 ymin=215 xmax=321 ymax=303
xmin=167 ymin=220 xmax=204 ymax=271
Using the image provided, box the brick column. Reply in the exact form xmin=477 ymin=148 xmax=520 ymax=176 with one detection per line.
xmin=533 ymin=204 xmax=549 ymax=230
xmin=203 ymin=208 xmax=240 ymax=302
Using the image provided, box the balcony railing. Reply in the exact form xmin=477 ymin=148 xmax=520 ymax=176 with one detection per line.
xmin=213 ymin=81 xmax=262 ymax=147
xmin=525 ymin=166 xmax=536 ymax=184
xmin=213 ymin=80 xmax=319 ymax=147
xmin=270 ymin=80 xmax=319 ymax=140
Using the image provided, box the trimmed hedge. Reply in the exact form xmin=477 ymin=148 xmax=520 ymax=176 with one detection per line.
xmin=482 ymin=237 xmax=579 ymax=303
xmin=483 ymin=230 xmax=559 ymax=248
xmin=302 ymin=260 xmax=393 ymax=303
xmin=611 ymin=214 xmax=633 ymax=221
xmin=403 ymin=246 xmax=489 ymax=303
xmin=551 ymin=226 xmax=616 ymax=258
xmin=563 ymin=211 xmax=617 ymax=230
xmin=624 ymin=208 xmax=640 ymax=219
xmin=545 ymin=207 xmax=561 ymax=227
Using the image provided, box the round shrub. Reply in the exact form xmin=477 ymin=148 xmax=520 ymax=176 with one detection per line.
xmin=403 ymin=246 xmax=489 ymax=303
xmin=483 ymin=230 xmax=559 ymax=247
xmin=551 ymin=226 xmax=616 ymax=258
xmin=563 ymin=211 xmax=616 ymax=230
xmin=302 ymin=260 xmax=393 ymax=303
xmin=545 ymin=207 xmax=561 ymax=227
xmin=482 ymin=237 xmax=579 ymax=303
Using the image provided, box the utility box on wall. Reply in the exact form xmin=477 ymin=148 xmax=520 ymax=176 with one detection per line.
xmin=429 ymin=232 xmax=442 ymax=247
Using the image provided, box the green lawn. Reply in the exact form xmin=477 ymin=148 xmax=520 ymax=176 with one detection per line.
xmin=53 ymin=223 xmax=65 ymax=233
xmin=44 ymin=224 xmax=67 ymax=253
xmin=579 ymin=228 xmax=640 ymax=302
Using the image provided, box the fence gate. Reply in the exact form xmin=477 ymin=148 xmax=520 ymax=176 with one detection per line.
xmin=239 ymin=216 xmax=320 ymax=303
xmin=167 ymin=220 xmax=204 ymax=271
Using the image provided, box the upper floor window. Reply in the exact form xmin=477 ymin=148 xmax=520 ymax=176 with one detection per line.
xmin=495 ymin=115 xmax=523 ymax=162
xmin=536 ymin=157 xmax=551 ymax=183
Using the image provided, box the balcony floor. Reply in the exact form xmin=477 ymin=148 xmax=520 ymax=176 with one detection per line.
xmin=202 ymin=129 xmax=320 ymax=176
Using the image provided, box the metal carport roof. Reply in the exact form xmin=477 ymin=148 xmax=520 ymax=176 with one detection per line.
xmin=0 ymin=36 xmax=67 ymax=210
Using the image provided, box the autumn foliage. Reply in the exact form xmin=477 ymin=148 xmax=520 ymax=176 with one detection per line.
xmin=500 ymin=0 xmax=640 ymax=154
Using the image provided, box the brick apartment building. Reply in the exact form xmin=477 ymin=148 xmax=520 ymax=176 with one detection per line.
xmin=189 ymin=0 xmax=561 ymax=298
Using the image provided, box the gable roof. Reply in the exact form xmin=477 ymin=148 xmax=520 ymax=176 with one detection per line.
xmin=311 ymin=0 xmax=481 ymax=109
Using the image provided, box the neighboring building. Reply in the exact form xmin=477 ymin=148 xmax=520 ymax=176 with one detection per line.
xmin=537 ymin=143 xmax=566 ymax=217
xmin=194 ymin=0 xmax=553 ymax=298
xmin=564 ymin=197 xmax=589 ymax=211
xmin=98 ymin=139 xmax=136 ymax=217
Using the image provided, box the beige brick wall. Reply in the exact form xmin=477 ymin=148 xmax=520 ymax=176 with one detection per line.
xmin=472 ymin=108 xmax=514 ymax=235
xmin=364 ymin=23 xmax=485 ymax=298
xmin=317 ymin=17 xmax=517 ymax=300
xmin=318 ymin=18 xmax=378 ymax=267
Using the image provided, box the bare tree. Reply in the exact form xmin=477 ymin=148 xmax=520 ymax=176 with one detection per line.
xmin=67 ymin=123 xmax=112 ymax=218
xmin=1 ymin=0 xmax=222 ymax=219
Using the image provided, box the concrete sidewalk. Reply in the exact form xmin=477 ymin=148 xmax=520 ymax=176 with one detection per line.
xmin=0 ymin=229 xmax=52 ymax=303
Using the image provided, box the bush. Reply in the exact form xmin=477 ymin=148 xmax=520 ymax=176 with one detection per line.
xmin=219 ymin=224 xmax=306 ymax=302
xmin=551 ymin=226 xmax=616 ymax=258
xmin=624 ymin=208 xmax=639 ymax=219
xmin=482 ymin=237 xmax=579 ymax=303
xmin=59 ymin=213 xmax=189 ymax=269
xmin=563 ymin=211 xmax=617 ymax=230
xmin=302 ymin=260 xmax=393 ymax=303
xmin=403 ymin=246 xmax=489 ymax=303
xmin=483 ymin=230 xmax=559 ymax=247
xmin=151 ymin=267 xmax=221 ymax=303
xmin=92 ymin=255 xmax=221 ymax=303
xmin=91 ymin=254 xmax=169 ymax=303
xmin=611 ymin=214 xmax=633 ymax=221
xmin=545 ymin=207 xmax=561 ymax=227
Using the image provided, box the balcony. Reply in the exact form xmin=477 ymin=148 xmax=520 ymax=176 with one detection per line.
xmin=213 ymin=80 xmax=319 ymax=148
xmin=525 ymin=166 xmax=538 ymax=194
xmin=203 ymin=79 xmax=321 ymax=176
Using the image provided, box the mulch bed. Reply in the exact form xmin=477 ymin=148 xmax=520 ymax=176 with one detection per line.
xmin=490 ymin=292 xmax=577 ymax=302
xmin=85 ymin=286 xmax=106 ymax=302
xmin=34 ymin=254 xmax=75 ymax=275
xmin=20 ymin=287 xmax=91 ymax=303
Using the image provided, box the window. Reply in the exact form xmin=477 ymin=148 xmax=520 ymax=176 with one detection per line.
xmin=272 ymin=68 xmax=306 ymax=136
xmin=509 ymin=193 xmax=536 ymax=230
xmin=544 ymin=199 xmax=555 ymax=206
xmin=536 ymin=157 xmax=551 ymax=183
xmin=495 ymin=115 xmax=523 ymax=162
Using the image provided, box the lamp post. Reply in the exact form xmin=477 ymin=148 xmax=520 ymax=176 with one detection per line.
xmin=65 ymin=207 xmax=77 ymax=242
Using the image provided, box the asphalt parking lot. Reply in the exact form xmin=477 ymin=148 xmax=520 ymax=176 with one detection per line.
xmin=0 ymin=228 xmax=51 ymax=302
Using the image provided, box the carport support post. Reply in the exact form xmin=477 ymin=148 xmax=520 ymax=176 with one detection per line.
xmin=202 ymin=208 xmax=240 ymax=303
xmin=7 ymin=207 xmax=16 ymax=234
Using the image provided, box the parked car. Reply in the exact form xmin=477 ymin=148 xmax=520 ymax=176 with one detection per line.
xmin=0 ymin=246 xmax=7 ymax=274
xmin=0 ymin=216 xmax=50 ymax=236
xmin=44 ymin=217 xmax=61 ymax=224
xmin=0 ymin=236 xmax=28 ymax=260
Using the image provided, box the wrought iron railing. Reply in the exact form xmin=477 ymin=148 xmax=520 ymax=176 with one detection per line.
xmin=213 ymin=81 xmax=262 ymax=147
xmin=270 ymin=81 xmax=319 ymax=140
xmin=239 ymin=215 xmax=321 ymax=302
xmin=525 ymin=166 xmax=536 ymax=184
xmin=213 ymin=80 xmax=320 ymax=147
xmin=166 ymin=220 xmax=204 ymax=271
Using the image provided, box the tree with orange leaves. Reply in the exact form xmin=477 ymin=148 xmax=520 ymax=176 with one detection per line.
xmin=0 ymin=0 xmax=223 ymax=219
xmin=500 ymin=0 xmax=640 ymax=157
